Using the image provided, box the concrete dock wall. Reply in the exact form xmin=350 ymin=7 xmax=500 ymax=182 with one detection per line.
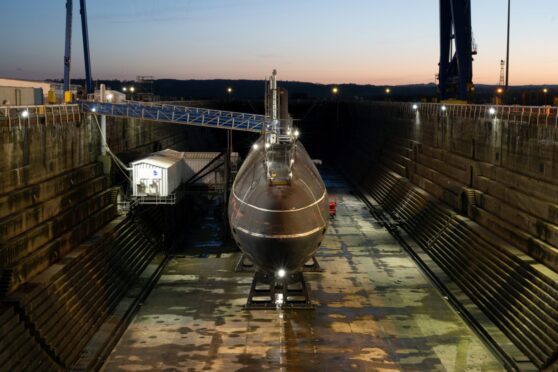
xmin=0 ymin=109 xmax=194 ymax=294
xmin=341 ymin=102 xmax=558 ymax=272
xmin=0 ymin=105 xmax=205 ymax=368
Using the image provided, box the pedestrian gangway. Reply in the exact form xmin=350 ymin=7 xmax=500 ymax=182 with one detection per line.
xmin=79 ymin=101 xmax=265 ymax=132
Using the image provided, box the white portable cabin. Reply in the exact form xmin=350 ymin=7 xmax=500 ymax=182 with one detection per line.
xmin=131 ymin=149 xmax=186 ymax=197
xmin=91 ymin=89 xmax=126 ymax=103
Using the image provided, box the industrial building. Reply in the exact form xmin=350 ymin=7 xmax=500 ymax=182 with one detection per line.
xmin=0 ymin=78 xmax=81 ymax=105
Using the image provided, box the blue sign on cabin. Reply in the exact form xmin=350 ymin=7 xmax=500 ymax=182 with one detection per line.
xmin=153 ymin=170 xmax=158 ymax=176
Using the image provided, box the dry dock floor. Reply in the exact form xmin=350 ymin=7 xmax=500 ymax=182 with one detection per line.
xmin=102 ymin=172 xmax=502 ymax=371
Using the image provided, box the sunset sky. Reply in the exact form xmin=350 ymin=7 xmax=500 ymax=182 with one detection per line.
xmin=1 ymin=0 xmax=557 ymax=85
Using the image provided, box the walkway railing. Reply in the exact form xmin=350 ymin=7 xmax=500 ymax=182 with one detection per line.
xmin=391 ymin=102 xmax=558 ymax=126
xmin=0 ymin=104 xmax=81 ymax=126
xmin=79 ymin=101 xmax=265 ymax=132
xmin=4 ymin=101 xmax=557 ymax=129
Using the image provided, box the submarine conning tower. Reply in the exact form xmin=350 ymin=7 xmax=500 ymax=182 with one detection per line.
xmin=263 ymin=69 xmax=297 ymax=186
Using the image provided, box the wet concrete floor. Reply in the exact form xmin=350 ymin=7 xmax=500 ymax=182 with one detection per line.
xmin=102 ymin=171 xmax=502 ymax=371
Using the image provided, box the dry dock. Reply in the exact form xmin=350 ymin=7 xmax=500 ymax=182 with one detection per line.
xmin=102 ymin=171 xmax=501 ymax=371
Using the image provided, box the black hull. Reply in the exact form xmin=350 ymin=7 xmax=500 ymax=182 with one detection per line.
xmin=228 ymin=138 xmax=329 ymax=274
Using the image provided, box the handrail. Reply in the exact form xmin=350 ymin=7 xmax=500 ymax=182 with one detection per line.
xmin=3 ymin=101 xmax=557 ymax=129
xmin=0 ymin=104 xmax=81 ymax=126
xmin=380 ymin=101 xmax=558 ymax=126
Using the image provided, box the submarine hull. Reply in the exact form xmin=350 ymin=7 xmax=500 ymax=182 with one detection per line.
xmin=228 ymin=139 xmax=329 ymax=274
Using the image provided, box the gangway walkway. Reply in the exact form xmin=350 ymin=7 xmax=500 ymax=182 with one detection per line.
xmin=79 ymin=101 xmax=265 ymax=132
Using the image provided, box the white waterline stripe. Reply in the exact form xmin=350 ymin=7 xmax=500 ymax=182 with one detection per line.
xmin=235 ymin=225 xmax=326 ymax=239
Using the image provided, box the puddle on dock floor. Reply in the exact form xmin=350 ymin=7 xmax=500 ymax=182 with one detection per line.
xmin=102 ymin=172 xmax=502 ymax=371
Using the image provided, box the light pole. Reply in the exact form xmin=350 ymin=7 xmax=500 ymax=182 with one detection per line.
xmin=332 ymin=87 xmax=339 ymax=130
xmin=505 ymin=0 xmax=511 ymax=101
xmin=130 ymin=86 xmax=135 ymax=101
xmin=495 ymin=87 xmax=504 ymax=105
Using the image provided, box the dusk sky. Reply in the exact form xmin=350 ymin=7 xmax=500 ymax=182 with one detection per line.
xmin=1 ymin=0 xmax=557 ymax=85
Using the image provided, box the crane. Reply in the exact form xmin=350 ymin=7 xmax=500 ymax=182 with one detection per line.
xmin=63 ymin=0 xmax=93 ymax=102
xmin=438 ymin=0 xmax=475 ymax=102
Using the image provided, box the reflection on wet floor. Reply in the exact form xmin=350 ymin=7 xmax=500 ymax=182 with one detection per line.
xmin=102 ymin=171 xmax=502 ymax=371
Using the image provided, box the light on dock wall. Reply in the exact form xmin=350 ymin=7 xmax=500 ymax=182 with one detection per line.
xmin=413 ymin=104 xmax=421 ymax=126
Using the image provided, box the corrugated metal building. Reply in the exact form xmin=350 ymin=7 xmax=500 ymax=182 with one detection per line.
xmin=183 ymin=152 xmax=239 ymax=185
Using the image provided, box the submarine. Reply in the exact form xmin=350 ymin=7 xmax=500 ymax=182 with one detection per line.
xmin=228 ymin=70 xmax=329 ymax=280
